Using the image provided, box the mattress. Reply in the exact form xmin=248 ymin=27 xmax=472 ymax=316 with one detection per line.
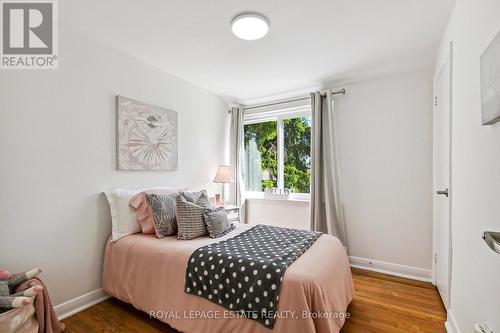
xmin=102 ymin=224 xmax=354 ymax=333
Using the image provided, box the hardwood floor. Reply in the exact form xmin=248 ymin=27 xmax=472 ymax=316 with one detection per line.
xmin=341 ymin=268 xmax=446 ymax=333
xmin=63 ymin=268 xmax=446 ymax=333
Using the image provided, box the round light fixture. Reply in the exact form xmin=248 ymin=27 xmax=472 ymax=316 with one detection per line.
xmin=231 ymin=13 xmax=269 ymax=40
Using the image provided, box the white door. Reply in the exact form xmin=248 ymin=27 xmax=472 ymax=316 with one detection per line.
xmin=433 ymin=44 xmax=452 ymax=309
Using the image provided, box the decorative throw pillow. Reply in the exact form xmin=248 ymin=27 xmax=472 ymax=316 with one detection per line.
xmin=203 ymin=208 xmax=235 ymax=238
xmin=179 ymin=190 xmax=213 ymax=209
xmin=176 ymin=194 xmax=211 ymax=240
xmin=129 ymin=192 xmax=156 ymax=233
xmin=129 ymin=189 xmax=179 ymax=234
xmin=146 ymin=192 xmax=178 ymax=238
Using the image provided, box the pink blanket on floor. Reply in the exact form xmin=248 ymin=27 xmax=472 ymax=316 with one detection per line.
xmin=103 ymin=224 xmax=354 ymax=333
xmin=16 ymin=279 xmax=65 ymax=333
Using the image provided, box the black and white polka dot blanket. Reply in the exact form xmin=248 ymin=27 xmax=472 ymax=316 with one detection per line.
xmin=185 ymin=224 xmax=322 ymax=329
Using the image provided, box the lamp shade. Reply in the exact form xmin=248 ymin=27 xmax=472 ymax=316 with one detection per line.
xmin=213 ymin=165 xmax=234 ymax=183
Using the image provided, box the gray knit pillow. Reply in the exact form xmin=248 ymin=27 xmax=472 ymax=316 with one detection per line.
xmin=203 ymin=208 xmax=235 ymax=238
xmin=146 ymin=192 xmax=178 ymax=238
xmin=176 ymin=192 xmax=211 ymax=240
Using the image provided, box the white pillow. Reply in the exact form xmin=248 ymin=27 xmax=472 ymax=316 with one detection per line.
xmin=105 ymin=187 xmax=187 ymax=242
xmin=105 ymin=188 xmax=143 ymax=242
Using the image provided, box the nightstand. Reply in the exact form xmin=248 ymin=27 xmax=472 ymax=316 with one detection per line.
xmin=224 ymin=205 xmax=241 ymax=223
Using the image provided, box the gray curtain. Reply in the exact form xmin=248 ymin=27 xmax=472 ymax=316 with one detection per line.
xmin=228 ymin=106 xmax=246 ymax=222
xmin=310 ymin=90 xmax=347 ymax=246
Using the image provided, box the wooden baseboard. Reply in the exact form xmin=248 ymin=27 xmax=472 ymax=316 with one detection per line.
xmin=54 ymin=288 xmax=110 ymax=320
xmin=349 ymin=256 xmax=433 ymax=282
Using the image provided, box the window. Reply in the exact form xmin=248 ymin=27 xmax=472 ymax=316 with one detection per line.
xmin=244 ymin=120 xmax=278 ymax=191
xmin=283 ymin=116 xmax=311 ymax=193
xmin=244 ymin=107 xmax=311 ymax=194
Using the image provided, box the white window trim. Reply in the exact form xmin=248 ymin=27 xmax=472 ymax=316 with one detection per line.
xmin=243 ymin=105 xmax=311 ymax=197
xmin=244 ymin=106 xmax=311 ymax=124
xmin=276 ymin=116 xmax=285 ymax=189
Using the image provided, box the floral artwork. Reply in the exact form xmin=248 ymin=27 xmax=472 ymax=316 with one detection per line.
xmin=116 ymin=96 xmax=178 ymax=170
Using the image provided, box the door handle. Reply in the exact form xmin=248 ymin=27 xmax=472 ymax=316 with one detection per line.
xmin=436 ymin=188 xmax=449 ymax=197
xmin=482 ymin=231 xmax=500 ymax=255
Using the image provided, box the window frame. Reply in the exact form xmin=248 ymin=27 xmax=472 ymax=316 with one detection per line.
xmin=243 ymin=105 xmax=311 ymax=198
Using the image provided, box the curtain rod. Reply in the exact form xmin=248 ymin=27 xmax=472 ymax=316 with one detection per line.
xmin=234 ymin=88 xmax=346 ymax=112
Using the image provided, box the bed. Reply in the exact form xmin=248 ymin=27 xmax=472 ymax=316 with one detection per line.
xmin=102 ymin=223 xmax=354 ymax=333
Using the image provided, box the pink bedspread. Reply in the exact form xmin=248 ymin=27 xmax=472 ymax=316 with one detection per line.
xmin=102 ymin=224 xmax=353 ymax=333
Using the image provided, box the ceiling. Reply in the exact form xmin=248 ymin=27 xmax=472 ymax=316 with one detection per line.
xmin=63 ymin=0 xmax=455 ymax=104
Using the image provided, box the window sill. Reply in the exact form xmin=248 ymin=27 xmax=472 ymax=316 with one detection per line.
xmin=244 ymin=191 xmax=310 ymax=203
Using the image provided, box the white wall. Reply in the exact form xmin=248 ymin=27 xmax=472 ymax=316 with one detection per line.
xmin=0 ymin=26 xmax=228 ymax=306
xmin=337 ymin=71 xmax=433 ymax=270
xmin=435 ymin=0 xmax=500 ymax=331
xmin=246 ymin=198 xmax=310 ymax=230
xmin=246 ymin=71 xmax=434 ymax=272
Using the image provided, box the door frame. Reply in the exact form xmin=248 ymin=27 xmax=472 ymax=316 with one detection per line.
xmin=432 ymin=41 xmax=453 ymax=309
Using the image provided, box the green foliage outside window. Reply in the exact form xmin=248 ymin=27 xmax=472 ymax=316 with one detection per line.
xmin=244 ymin=117 xmax=311 ymax=193
xmin=244 ymin=121 xmax=278 ymax=189
xmin=283 ymin=117 xmax=311 ymax=193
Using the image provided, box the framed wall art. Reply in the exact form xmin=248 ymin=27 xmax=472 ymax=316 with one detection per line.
xmin=116 ymin=96 xmax=178 ymax=170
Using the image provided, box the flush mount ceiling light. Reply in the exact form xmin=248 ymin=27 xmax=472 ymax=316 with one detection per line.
xmin=231 ymin=13 xmax=270 ymax=40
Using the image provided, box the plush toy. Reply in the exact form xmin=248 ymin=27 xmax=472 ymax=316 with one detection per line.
xmin=0 ymin=268 xmax=43 ymax=310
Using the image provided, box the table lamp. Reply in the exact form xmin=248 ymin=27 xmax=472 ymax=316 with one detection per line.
xmin=213 ymin=165 xmax=233 ymax=207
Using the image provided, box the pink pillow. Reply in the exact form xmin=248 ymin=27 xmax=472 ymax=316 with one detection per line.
xmin=129 ymin=189 xmax=178 ymax=234
xmin=129 ymin=192 xmax=155 ymax=234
